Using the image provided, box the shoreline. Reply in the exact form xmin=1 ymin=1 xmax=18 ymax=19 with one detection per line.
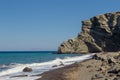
xmin=0 ymin=53 xmax=94 ymax=80
xmin=36 ymin=52 xmax=120 ymax=80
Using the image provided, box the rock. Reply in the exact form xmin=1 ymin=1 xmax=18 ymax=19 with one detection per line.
xmin=105 ymin=78 xmax=108 ymax=80
xmin=23 ymin=67 xmax=32 ymax=72
xmin=86 ymin=65 xmax=92 ymax=68
xmin=58 ymin=38 xmax=88 ymax=53
xmin=52 ymin=65 xmax=58 ymax=67
xmin=51 ymin=61 xmax=64 ymax=68
xmin=113 ymin=77 xmax=120 ymax=80
xmin=115 ymin=54 xmax=120 ymax=60
xmin=92 ymin=53 xmax=111 ymax=62
xmin=99 ymin=67 xmax=106 ymax=71
xmin=107 ymin=57 xmax=116 ymax=64
xmin=91 ymin=74 xmax=104 ymax=79
xmin=108 ymin=68 xmax=120 ymax=74
xmin=117 ymin=72 xmax=120 ymax=76
xmin=92 ymin=54 xmax=104 ymax=61
xmin=59 ymin=61 xmax=64 ymax=66
xmin=58 ymin=11 xmax=120 ymax=54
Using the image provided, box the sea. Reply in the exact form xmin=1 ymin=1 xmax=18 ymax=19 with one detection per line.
xmin=0 ymin=51 xmax=95 ymax=80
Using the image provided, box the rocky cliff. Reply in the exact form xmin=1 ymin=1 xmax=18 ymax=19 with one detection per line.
xmin=58 ymin=11 xmax=120 ymax=53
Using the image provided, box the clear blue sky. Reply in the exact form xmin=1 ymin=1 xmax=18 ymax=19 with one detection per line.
xmin=0 ymin=0 xmax=120 ymax=51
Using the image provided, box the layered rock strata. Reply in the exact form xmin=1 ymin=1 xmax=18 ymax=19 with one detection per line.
xmin=58 ymin=11 xmax=120 ymax=53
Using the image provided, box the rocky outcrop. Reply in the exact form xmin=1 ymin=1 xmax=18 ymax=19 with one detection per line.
xmin=58 ymin=11 xmax=120 ymax=53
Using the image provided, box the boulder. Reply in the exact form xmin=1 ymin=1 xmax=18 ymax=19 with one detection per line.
xmin=58 ymin=11 xmax=120 ymax=53
xmin=23 ymin=67 xmax=32 ymax=72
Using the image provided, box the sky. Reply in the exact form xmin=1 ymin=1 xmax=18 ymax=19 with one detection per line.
xmin=0 ymin=0 xmax=120 ymax=51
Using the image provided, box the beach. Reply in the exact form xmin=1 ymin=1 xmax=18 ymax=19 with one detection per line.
xmin=36 ymin=52 xmax=120 ymax=80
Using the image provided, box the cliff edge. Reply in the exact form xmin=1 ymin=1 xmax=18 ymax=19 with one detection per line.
xmin=58 ymin=11 xmax=120 ymax=53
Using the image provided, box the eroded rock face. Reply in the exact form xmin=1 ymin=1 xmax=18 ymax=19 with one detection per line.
xmin=58 ymin=11 xmax=120 ymax=53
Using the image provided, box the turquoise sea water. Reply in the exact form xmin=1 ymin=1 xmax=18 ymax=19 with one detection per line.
xmin=0 ymin=51 xmax=80 ymax=66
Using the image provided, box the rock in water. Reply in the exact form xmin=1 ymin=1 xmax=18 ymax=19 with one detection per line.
xmin=23 ymin=67 xmax=32 ymax=72
xmin=58 ymin=11 xmax=120 ymax=54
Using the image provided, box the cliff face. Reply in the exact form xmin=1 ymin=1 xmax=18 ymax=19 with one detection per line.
xmin=58 ymin=11 xmax=120 ymax=53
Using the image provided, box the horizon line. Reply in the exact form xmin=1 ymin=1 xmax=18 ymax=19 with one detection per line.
xmin=0 ymin=51 xmax=57 ymax=52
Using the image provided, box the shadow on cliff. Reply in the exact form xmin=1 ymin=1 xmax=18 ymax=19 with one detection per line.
xmin=88 ymin=13 xmax=120 ymax=52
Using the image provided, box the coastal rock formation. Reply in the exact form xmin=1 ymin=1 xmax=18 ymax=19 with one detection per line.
xmin=58 ymin=11 xmax=120 ymax=53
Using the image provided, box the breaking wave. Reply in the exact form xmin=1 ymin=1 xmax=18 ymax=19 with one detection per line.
xmin=0 ymin=53 xmax=95 ymax=80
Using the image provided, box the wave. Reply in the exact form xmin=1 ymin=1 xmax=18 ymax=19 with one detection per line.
xmin=0 ymin=53 xmax=96 ymax=80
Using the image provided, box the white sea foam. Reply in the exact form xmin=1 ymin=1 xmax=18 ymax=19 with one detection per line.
xmin=0 ymin=53 xmax=96 ymax=80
